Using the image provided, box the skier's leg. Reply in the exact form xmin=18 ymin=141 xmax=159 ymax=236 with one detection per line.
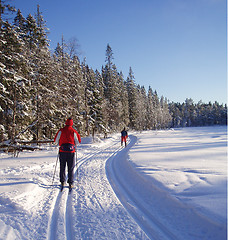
xmin=59 ymin=152 xmax=67 ymax=183
xmin=67 ymin=152 xmax=75 ymax=185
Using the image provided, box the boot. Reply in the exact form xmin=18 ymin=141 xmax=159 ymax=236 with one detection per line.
xmin=60 ymin=182 xmax=65 ymax=191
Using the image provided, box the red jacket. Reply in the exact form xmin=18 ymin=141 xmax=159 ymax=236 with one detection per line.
xmin=54 ymin=125 xmax=81 ymax=152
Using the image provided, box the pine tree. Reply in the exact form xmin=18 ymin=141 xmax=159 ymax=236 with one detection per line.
xmin=102 ymin=44 xmax=122 ymax=130
xmin=103 ymin=44 xmax=114 ymax=100
xmin=160 ymin=96 xmax=172 ymax=128
xmin=23 ymin=7 xmax=54 ymax=140
xmin=146 ymin=87 xmax=160 ymax=130
xmin=135 ymin=85 xmax=147 ymax=131
xmin=119 ymin=72 xmax=129 ymax=128
xmin=94 ymin=69 xmax=106 ymax=133
xmin=85 ymin=67 xmax=105 ymax=137
xmin=69 ymin=56 xmax=85 ymax=133
xmin=0 ymin=17 xmax=28 ymax=140
xmin=126 ymin=67 xmax=137 ymax=129
xmin=35 ymin=5 xmax=49 ymax=47
xmin=14 ymin=9 xmax=26 ymax=36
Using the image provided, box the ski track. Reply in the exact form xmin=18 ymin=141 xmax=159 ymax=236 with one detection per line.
xmin=106 ymin=135 xmax=227 ymax=240
xmin=47 ymin=146 xmax=108 ymax=239
xmin=106 ymin=136 xmax=176 ymax=240
xmin=71 ymin=140 xmax=148 ymax=240
xmin=47 ymin=142 xmax=119 ymax=240
xmin=45 ymin=137 xmax=148 ymax=240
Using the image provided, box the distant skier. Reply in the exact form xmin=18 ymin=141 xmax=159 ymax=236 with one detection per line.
xmin=54 ymin=118 xmax=81 ymax=190
xmin=121 ymin=128 xmax=128 ymax=147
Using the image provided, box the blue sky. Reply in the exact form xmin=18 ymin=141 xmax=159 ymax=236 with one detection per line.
xmin=13 ymin=0 xmax=227 ymax=104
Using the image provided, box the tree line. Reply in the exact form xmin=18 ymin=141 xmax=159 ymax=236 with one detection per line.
xmin=0 ymin=2 xmax=227 ymax=142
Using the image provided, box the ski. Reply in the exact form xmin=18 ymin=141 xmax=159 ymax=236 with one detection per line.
xmin=60 ymin=184 xmax=64 ymax=192
xmin=69 ymin=184 xmax=73 ymax=193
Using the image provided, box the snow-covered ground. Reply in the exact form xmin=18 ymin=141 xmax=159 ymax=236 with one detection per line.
xmin=0 ymin=126 xmax=226 ymax=239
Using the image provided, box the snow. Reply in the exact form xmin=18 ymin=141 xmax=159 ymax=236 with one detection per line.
xmin=128 ymin=127 xmax=227 ymax=223
xmin=0 ymin=126 xmax=227 ymax=239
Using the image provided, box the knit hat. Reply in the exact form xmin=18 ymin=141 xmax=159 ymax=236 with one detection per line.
xmin=65 ymin=118 xmax=73 ymax=126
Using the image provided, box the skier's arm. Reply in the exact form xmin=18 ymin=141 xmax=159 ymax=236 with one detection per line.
xmin=54 ymin=130 xmax=61 ymax=145
xmin=74 ymin=131 xmax=81 ymax=145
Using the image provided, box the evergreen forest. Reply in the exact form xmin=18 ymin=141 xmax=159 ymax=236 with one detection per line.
xmin=0 ymin=2 xmax=227 ymax=142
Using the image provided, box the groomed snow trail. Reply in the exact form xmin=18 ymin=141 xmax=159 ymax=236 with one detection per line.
xmin=46 ymin=136 xmax=149 ymax=240
xmin=64 ymin=137 xmax=148 ymax=240
xmin=106 ymin=135 xmax=226 ymax=240
xmin=0 ymin=135 xmax=149 ymax=240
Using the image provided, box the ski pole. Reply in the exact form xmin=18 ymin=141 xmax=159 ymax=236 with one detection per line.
xmin=52 ymin=153 xmax=59 ymax=186
xmin=76 ymin=145 xmax=78 ymax=182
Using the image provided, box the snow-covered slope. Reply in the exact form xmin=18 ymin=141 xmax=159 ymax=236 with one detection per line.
xmin=0 ymin=126 xmax=227 ymax=239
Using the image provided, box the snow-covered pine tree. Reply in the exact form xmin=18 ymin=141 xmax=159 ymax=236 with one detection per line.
xmin=146 ymin=86 xmax=154 ymax=129
xmin=135 ymin=85 xmax=147 ymax=131
xmin=160 ymin=96 xmax=172 ymax=128
xmin=111 ymin=64 xmax=123 ymax=128
xmin=102 ymin=44 xmax=122 ymax=130
xmin=152 ymin=90 xmax=161 ymax=129
xmin=23 ymin=13 xmax=41 ymax=140
xmin=23 ymin=7 xmax=54 ymax=140
xmin=169 ymin=100 xmax=227 ymax=128
xmin=85 ymin=66 xmax=105 ymax=137
xmin=0 ymin=16 xmax=29 ymax=140
xmin=118 ymin=72 xmax=130 ymax=129
xmin=94 ymin=69 xmax=106 ymax=134
xmin=183 ymin=98 xmax=194 ymax=127
xmin=168 ymin=102 xmax=182 ymax=128
xmin=52 ymin=36 xmax=74 ymax=128
xmin=69 ymin=55 xmax=85 ymax=134
xmin=84 ymin=64 xmax=96 ymax=135
xmin=126 ymin=67 xmax=138 ymax=129
xmin=81 ymin=60 xmax=91 ymax=135
xmin=14 ymin=9 xmax=26 ymax=36
xmin=0 ymin=0 xmax=17 ymax=140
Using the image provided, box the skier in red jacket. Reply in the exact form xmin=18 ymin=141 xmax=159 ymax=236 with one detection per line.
xmin=121 ymin=127 xmax=128 ymax=147
xmin=54 ymin=118 xmax=81 ymax=189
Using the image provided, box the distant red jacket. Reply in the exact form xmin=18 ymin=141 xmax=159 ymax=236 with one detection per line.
xmin=54 ymin=125 xmax=81 ymax=152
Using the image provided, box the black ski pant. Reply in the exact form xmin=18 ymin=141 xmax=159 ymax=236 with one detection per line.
xmin=59 ymin=152 xmax=75 ymax=184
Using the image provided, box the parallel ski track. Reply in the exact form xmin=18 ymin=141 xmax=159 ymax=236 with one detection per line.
xmin=47 ymin=138 xmax=122 ymax=240
xmin=106 ymin=135 xmax=178 ymax=240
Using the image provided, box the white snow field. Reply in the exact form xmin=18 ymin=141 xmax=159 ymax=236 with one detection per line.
xmin=0 ymin=126 xmax=227 ymax=240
